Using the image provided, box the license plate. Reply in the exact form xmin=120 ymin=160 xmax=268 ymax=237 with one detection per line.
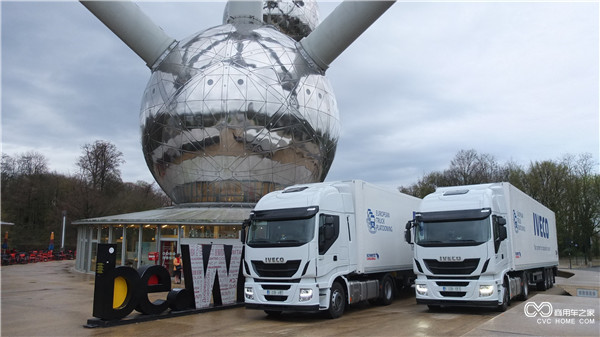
xmin=266 ymin=289 xmax=284 ymax=295
xmin=442 ymin=286 xmax=463 ymax=292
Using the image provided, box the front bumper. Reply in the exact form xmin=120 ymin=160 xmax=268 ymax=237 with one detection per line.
xmin=244 ymin=279 xmax=323 ymax=312
xmin=414 ymin=276 xmax=501 ymax=307
xmin=416 ymin=298 xmax=499 ymax=308
xmin=245 ymin=303 xmax=320 ymax=312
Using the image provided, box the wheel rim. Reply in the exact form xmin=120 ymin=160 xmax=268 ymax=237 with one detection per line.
xmin=384 ymin=281 xmax=393 ymax=300
xmin=331 ymin=289 xmax=343 ymax=312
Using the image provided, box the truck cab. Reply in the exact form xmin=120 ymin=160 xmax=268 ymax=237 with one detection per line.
xmin=243 ymin=183 xmax=353 ymax=317
xmin=406 ymin=183 xmax=558 ymax=311
xmin=243 ymin=180 xmax=419 ymax=318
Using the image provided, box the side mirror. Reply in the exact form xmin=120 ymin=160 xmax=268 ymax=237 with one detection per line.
xmin=240 ymin=219 xmax=250 ymax=243
xmin=497 ymin=217 xmax=507 ymax=226
xmin=404 ymin=220 xmax=414 ymax=244
xmin=404 ymin=229 xmax=412 ymax=244
xmin=499 ymin=226 xmax=507 ymax=241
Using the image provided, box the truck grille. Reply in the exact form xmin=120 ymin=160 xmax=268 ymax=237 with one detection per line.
xmin=423 ymin=259 xmax=480 ymax=275
xmin=440 ymin=291 xmax=466 ymax=297
xmin=436 ymin=281 xmax=469 ymax=287
xmin=251 ymin=260 xmax=301 ymax=277
xmin=261 ymin=284 xmax=291 ymax=290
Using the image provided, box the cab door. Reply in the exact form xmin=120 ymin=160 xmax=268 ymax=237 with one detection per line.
xmin=317 ymin=214 xmax=348 ymax=277
xmin=493 ymin=215 xmax=510 ymax=272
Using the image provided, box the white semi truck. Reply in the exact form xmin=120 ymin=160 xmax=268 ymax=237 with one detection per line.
xmin=405 ymin=182 xmax=559 ymax=311
xmin=242 ymin=180 xmax=421 ymax=318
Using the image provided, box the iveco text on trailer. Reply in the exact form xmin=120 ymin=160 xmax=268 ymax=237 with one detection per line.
xmin=243 ymin=180 xmax=421 ymax=318
xmin=405 ymin=182 xmax=558 ymax=311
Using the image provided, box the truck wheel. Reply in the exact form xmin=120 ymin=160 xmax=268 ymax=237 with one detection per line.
xmin=536 ymin=270 xmax=548 ymax=291
xmin=327 ymin=282 xmax=346 ymax=319
xmin=378 ymin=276 xmax=394 ymax=306
xmin=518 ymin=273 xmax=529 ymax=301
xmin=497 ymin=281 xmax=510 ymax=312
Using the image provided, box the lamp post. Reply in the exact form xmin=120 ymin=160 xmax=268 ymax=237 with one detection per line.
xmin=61 ymin=211 xmax=67 ymax=251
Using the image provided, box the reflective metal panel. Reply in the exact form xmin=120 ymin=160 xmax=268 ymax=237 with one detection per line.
xmin=140 ymin=23 xmax=339 ymax=204
xmin=261 ymin=0 xmax=319 ymax=41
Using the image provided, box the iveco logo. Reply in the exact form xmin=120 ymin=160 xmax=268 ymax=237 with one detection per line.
xmin=264 ymin=257 xmax=285 ymax=264
xmin=439 ymin=256 xmax=462 ymax=262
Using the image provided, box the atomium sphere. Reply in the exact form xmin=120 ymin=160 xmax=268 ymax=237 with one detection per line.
xmin=223 ymin=1 xmax=319 ymax=42
xmin=261 ymin=0 xmax=320 ymax=41
xmin=140 ymin=23 xmax=340 ymax=204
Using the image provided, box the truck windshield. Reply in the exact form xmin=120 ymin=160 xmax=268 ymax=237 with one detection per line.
xmin=415 ymin=218 xmax=491 ymax=247
xmin=247 ymin=217 xmax=315 ymax=247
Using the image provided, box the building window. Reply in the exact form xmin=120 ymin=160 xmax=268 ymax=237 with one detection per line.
xmin=181 ymin=225 xmax=239 ymax=239
xmin=160 ymin=225 xmax=178 ymax=238
xmin=125 ymin=225 xmax=139 ymax=268
xmin=111 ymin=225 xmax=124 ymax=266
xmin=182 ymin=225 xmax=213 ymax=238
xmin=140 ymin=225 xmax=157 ymax=267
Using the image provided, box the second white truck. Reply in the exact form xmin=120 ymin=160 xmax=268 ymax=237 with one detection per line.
xmin=242 ymin=180 xmax=420 ymax=318
xmin=405 ymin=182 xmax=559 ymax=311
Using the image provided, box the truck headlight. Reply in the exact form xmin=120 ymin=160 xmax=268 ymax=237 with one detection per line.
xmin=245 ymin=287 xmax=254 ymax=300
xmin=299 ymin=288 xmax=313 ymax=302
xmin=479 ymin=285 xmax=494 ymax=297
xmin=416 ymin=284 xmax=428 ymax=296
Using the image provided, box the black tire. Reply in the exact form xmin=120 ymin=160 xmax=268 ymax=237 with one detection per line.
xmin=264 ymin=310 xmax=282 ymax=317
xmin=518 ymin=273 xmax=529 ymax=301
xmin=326 ymin=282 xmax=346 ymax=319
xmin=536 ymin=270 xmax=548 ymax=291
xmin=378 ymin=276 xmax=394 ymax=306
xmin=497 ymin=281 xmax=510 ymax=312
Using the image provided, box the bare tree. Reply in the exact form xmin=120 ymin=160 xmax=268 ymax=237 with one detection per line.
xmin=16 ymin=151 xmax=49 ymax=175
xmin=445 ymin=149 xmax=502 ymax=185
xmin=1 ymin=154 xmax=17 ymax=183
xmin=76 ymin=140 xmax=124 ymax=191
xmin=562 ymin=154 xmax=600 ymax=262
xmin=399 ymin=149 xmax=600 ymax=259
xmin=2 ymin=151 xmax=49 ymax=177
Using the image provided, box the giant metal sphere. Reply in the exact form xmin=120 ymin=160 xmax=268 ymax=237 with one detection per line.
xmin=260 ymin=0 xmax=319 ymax=41
xmin=140 ymin=24 xmax=340 ymax=204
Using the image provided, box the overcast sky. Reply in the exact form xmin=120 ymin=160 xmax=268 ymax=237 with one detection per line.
xmin=2 ymin=1 xmax=598 ymax=190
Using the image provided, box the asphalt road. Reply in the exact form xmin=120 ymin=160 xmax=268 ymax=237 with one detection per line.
xmin=0 ymin=260 xmax=574 ymax=336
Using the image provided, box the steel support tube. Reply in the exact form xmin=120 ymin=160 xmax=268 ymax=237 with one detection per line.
xmin=80 ymin=1 xmax=176 ymax=69
xmin=299 ymin=1 xmax=395 ymax=71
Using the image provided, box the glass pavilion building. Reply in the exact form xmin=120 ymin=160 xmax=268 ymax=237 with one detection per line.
xmin=72 ymin=204 xmax=252 ymax=273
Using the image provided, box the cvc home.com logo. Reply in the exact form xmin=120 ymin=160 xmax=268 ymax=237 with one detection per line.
xmin=524 ymin=301 xmax=596 ymax=325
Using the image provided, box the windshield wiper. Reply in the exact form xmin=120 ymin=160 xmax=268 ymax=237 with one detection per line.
xmin=248 ymin=239 xmax=269 ymax=244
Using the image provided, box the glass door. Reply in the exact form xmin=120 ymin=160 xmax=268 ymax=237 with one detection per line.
xmin=160 ymin=240 xmax=177 ymax=272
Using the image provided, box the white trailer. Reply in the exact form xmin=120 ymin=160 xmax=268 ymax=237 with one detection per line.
xmin=405 ymin=182 xmax=559 ymax=311
xmin=243 ymin=180 xmax=420 ymax=318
